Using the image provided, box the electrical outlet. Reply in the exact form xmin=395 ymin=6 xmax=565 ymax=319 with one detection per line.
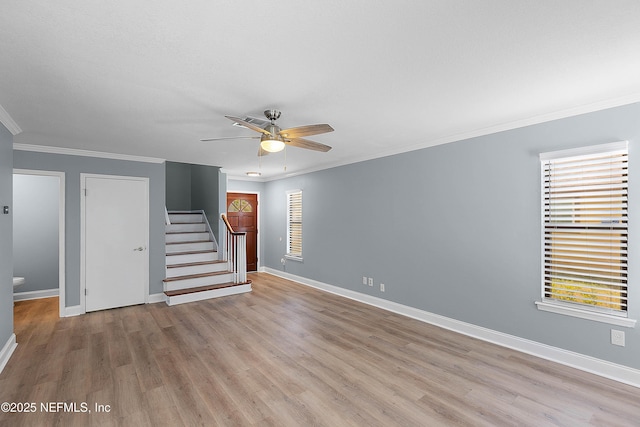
xmin=611 ymin=329 xmax=625 ymax=347
xmin=368 ymin=277 xmax=373 ymax=287
xmin=362 ymin=276 xmax=367 ymax=285
xmin=380 ymin=283 xmax=385 ymax=292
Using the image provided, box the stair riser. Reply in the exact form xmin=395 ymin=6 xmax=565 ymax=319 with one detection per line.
xmin=166 ymin=263 xmax=227 ymax=278
xmin=166 ymin=242 xmax=215 ymax=253
xmin=166 ymin=223 xmax=207 ymax=233
xmin=166 ymin=251 xmax=217 ymax=265
xmin=165 ymin=284 xmax=251 ymax=306
xmin=168 ymin=214 xmax=203 ymax=223
xmin=164 ymin=273 xmax=235 ymax=292
xmin=165 ymin=232 xmax=210 ymax=243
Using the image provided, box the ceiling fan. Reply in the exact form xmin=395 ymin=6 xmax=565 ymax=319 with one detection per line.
xmin=201 ymin=109 xmax=333 ymax=156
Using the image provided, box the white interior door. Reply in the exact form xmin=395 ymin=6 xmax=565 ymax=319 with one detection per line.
xmin=83 ymin=174 xmax=148 ymax=312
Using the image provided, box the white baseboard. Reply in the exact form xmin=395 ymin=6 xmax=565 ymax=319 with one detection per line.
xmin=62 ymin=293 xmax=165 ymax=317
xmin=264 ymin=268 xmax=640 ymax=389
xmin=13 ymin=288 xmax=59 ymax=301
xmin=63 ymin=305 xmax=83 ymax=317
xmin=0 ymin=334 xmax=17 ymax=375
xmin=147 ymin=293 xmax=166 ymax=304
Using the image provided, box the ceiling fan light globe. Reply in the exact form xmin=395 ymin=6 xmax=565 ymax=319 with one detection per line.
xmin=260 ymin=138 xmax=285 ymax=153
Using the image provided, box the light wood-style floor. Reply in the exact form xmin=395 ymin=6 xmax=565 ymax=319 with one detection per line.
xmin=1 ymin=273 xmax=639 ymax=426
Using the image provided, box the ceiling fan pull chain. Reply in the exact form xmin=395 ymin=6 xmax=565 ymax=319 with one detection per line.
xmin=284 ymin=145 xmax=287 ymax=171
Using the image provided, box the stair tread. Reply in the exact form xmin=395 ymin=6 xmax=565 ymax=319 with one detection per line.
xmin=167 ymin=260 xmax=226 ymax=269
xmin=166 ymin=241 xmax=211 ymax=245
xmin=169 ymin=221 xmax=205 ymax=224
xmin=166 ymin=250 xmax=217 ymax=256
xmin=164 ymin=281 xmax=251 ymax=297
xmin=163 ymin=270 xmax=233 ymax=282
xmin=165 ymin=231 xmax=208 ymax=234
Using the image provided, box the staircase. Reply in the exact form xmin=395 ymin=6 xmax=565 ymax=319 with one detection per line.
xmin=164 ymin=211 xmax=251 ymax=306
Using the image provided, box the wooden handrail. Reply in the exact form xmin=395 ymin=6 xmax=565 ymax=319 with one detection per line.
xmin=221 ymin=213 xmax=245 ymax=236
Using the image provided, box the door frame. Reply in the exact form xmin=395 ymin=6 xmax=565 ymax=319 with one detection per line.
xmin=80 ymin=173 xmax=150 ymax=313
xmin=12 ymin=169 xmax=66 ymax=318
xmin=226 ymin=191 xmax=261 ymax=271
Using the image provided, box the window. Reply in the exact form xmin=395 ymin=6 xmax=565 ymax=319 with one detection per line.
xmin=286 ymin=189 xmax=303 ymax=260
xmin=538 ymin=141 xmax=635 ymax=327
xmin=228 ymin=199 xmax=252 ymax=213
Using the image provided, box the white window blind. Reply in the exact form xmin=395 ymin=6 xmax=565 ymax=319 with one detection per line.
xmin=540 ymin=141 xmax=628 ymax=315
xmin=287 ymin=190 xmax=302 ymax=258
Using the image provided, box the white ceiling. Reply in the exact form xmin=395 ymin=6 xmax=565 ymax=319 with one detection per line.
xmin=2 ymin=1 xmax=640 ymax=179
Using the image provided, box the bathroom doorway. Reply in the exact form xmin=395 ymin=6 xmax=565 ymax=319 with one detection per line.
xmin=12 ymin=169 xmax=65 ymax=317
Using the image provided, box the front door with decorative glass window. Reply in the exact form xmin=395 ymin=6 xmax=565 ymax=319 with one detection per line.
xmin=226 ymin=193 xmax=258 ymax=271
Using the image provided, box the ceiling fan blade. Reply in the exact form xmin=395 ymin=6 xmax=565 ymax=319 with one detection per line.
xmin=235 ymin=116 xmax=270 ymax=128
xmin=225 ymin=115 xmax=273 ymax=136
xmin=200 ymin=136 xmax=260 ymax=142
xmin=279 ymin=124 xmax=334 ymax=139
xmin=285 ymin=137 xmax=332 ymax=152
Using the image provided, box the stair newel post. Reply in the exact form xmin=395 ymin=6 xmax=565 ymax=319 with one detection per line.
xmin=231 ymin=232 xmax=237 ymax=283
xmin=228 ymin=226 xmax=234 ymax=279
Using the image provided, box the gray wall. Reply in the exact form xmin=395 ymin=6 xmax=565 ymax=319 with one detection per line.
xmin=261 ymin=102 xmax=640 ymax=370
xmin=12 ymin=150 xmax=166 ymax=306
xmin=165 ymin=161 xmax=222 ymax=241
xmin=0 ymin=124 xmax=13 ymax=350
xmin=228 ymin=179 xmax=265 ymax=195
xmin=165 ymin=161 xmax=191 ymax=210
xmin=191 ymin=164 xmax=219 ymax=241
xmin=13 ymin=174 xmax=59 ymax=293
xmin=218 ymin=170 xmax=228 ymax=247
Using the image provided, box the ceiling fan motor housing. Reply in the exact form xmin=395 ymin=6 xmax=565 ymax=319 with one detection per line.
xmin=264 ymin=109 xmax=281 ymax=122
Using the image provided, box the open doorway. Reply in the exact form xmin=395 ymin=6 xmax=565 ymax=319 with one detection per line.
xmin=12 ymin=169 xmax=65 ymax=317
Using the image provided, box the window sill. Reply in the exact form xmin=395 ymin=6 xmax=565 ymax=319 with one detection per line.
xmin=284 ymin=255 xmax=303 ymax=263
xmin=535 ymin=301 xmax=637 ymax=328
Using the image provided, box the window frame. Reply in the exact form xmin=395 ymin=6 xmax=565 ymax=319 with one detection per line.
xmin=536 ymin=141 xmax=636 ymax=328
xmin=285 ymin=189 xmax=303 ymax=261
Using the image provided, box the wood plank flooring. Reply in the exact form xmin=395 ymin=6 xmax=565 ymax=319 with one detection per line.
xmin=1 ymin=273 xmax=639 ymax=426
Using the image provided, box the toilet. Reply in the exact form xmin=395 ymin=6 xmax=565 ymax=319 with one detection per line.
xmin=13 ymin=277 xmax=25 ymax=289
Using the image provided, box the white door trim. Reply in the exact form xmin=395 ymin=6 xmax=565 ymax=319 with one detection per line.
xmin=80 ymin=173 xmax=150 ymax=313
xmin=13 ymin=169 xmax=66 ymax=318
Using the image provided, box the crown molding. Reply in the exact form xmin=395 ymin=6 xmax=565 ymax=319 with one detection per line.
xmin=13 ymin=143 xmax=165 ymax=164
xmin=0 ymin=103 xmax=22 ymax=135
xmin=259 ymin=94 xmax=640 ymax=182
